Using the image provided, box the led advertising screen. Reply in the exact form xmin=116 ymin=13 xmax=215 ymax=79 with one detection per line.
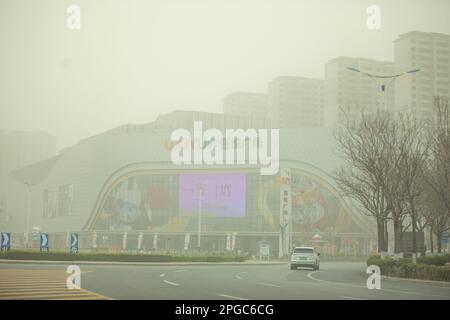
xmin=179 ymin=173 xmax=246 ymax=217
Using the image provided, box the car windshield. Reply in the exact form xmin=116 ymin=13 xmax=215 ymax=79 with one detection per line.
xmin=293 ymin=248 xmax=314 ymax=254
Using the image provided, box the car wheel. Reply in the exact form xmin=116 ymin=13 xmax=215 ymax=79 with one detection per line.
xmin=290 ymin=265 xmax=296 ymax=270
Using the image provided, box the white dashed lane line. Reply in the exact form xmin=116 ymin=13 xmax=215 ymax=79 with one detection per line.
xmin=163 ymin=280 xmax=179 ymax=286
xmin=339 ymin=296 xmax=367 ymax=300
xmin=256 ymin=282 xmax=282 ymax=288
xmin=218 ymin=293 xmax=248 ymax=300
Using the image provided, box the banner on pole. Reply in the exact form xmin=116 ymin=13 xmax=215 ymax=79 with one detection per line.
xmin=153 ymin=233 xmax=158 ymax=250
xmin=184 ymin=233 xmax=191 ymax=250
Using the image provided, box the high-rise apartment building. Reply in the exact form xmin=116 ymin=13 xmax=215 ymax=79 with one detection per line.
xmin=394 ymin=31 xmax=450 ymax=123
xmin=268 ymin=76 xmax=324 ymax=128
xmin=324 ymin=57 xmax=395 ymax=127
xmin=222 ymin=92 xmax=269 ymax=119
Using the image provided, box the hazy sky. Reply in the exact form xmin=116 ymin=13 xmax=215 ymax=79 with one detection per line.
xmin=1 ymin=0 xmax=449 ymax=149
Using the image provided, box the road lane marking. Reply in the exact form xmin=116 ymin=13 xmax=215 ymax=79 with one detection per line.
xmin=307 ymin=270 xmax=450 ymax=299
xmin=160 ymin=273 xmax=166 ymax=277
xmin=218 ymin=294 xmax=248 ymax=300
xmin=235 ymin=275 xmax=242 ymax=280
xmin=81 ymin=271 xmax=95 ymax=274
xmin=163 ymin=280 xmax=179 ymax=286
xmin=174 ymin=269 xmax=187 ymax=273
xmin=339 ymin=296 xmax=367 ymax=300
xmin=307 ymin=271 xmax=328 ymax=283
xmin=0 ymin=269 xmax=110 ymax=300
xmin=256 ymin=282 xmax=282 ymax=288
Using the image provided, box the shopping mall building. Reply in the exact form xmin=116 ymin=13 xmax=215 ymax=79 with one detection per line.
xmin=4 ymin=111 xmax=376 ymax=257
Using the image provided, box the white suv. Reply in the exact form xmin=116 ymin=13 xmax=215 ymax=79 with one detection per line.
xmin=290 ymin=246 xmax=320 ymax=270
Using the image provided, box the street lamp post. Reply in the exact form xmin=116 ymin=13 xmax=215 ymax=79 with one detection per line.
xmin=24 ymin=182 xmax=31 ymax=248
xmin=197 ymin=184 xmax=204 ymax=252
xmin=346 ymin=66 xmax=420 ymax=111
xmin=347 ymin=66 xmax=420 ymax=257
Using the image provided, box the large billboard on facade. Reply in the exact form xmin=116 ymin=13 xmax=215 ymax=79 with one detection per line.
xmin=179 ymin=173 xmax=246 ymax=217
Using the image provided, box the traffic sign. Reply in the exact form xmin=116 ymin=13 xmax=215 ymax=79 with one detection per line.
xmin=40 ymin=233 xmax=49 ymax=252
xmin=1 ymin=232 xmax=11 ymax=251
xmin=70 ymin=233 xmax=78 ymax=254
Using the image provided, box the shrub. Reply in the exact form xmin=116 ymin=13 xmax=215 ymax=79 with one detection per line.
xmin=417 ymin=255 xmax=450 ymax=266
xmin=0 ymin=251 xmax=245 ymax=263
xmin=367 ymin=255 xmax=450 ymax=282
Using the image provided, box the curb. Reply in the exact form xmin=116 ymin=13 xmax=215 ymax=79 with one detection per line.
xmin=381 ymin=275 xmax=450 ymax=287
xmin=0 ymin=259 xmax=287 ymax=267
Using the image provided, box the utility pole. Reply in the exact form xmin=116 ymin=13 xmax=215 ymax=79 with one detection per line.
xmin=24 ymin=182 xmax=31 ymax=248
xmin=197 ymin=183 xmax=204 ymax=252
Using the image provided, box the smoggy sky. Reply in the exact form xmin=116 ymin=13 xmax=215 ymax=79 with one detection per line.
xmin=1 ymin=0 xmax=449 ymax=149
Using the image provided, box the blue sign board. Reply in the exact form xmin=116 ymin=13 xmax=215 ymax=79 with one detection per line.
xmin=1 ymin=232 xmax=11 ymax=251
xmin=70 ymin=233 xmax=78 ymax=254
xmin=40 ymin=233 xmax=49 ymax=252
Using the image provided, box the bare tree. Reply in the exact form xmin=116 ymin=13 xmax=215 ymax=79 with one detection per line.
xmin=391 ymin=113 xmax=430 ymax=259
xmin=334 ymin=109 xmax=393 ymax=253
xmin=420 ymin=180 xmax=448 ymax=253
xmin=423 ymin=97 xmax=450 ymax=253
xmin=380 ymin=118 xmax=409 ymax=255
xmin=334 ymin=108 xmax=431 ymax=257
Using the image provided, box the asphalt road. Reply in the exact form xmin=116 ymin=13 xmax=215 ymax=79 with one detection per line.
xmin=0 ymin=261 xmax=449 ymax=300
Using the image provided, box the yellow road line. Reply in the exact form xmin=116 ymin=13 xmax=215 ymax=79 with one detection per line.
xmin=0 ymin=269 xmax=110 ymax=300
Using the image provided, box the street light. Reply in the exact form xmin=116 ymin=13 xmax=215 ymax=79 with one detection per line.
xmin=24 ymin=182 xmax=31 ymax=248
xmin=197 ymin=183 xmax=204 ymax=252
xmin=346 ymin=66 xmax=420 ymax=110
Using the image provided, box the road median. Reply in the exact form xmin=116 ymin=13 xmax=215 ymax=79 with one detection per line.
xmin=0 ymin=258 xmax=287 ymax=266
xmin=0 ymin=250 xmax=287 ymax=266
xmin=367 ymin=255 xmax=450 ymax=283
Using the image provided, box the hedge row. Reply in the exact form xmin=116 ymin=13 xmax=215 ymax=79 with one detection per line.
xmin=417 ymin=255 xmax=450 ymax=266
xmin=367 ymin=256 xmax=450 ymax=282
xmin=0 ymin=251 xmax=245 ymax=263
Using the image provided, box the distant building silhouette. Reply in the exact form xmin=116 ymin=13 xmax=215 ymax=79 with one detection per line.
xmin=324 ymin=57 xmax=395 ymax=128
xmin=394 ymin=31 xmax=450 ymax=123
xmin=268 ymin=76 xmax=324 ymax=129
xmin=223 ymin=92 xmax=269 ymax=121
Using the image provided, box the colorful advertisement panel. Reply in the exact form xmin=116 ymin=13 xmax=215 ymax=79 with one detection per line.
xmin=179 ymin=173 xmax=246 ymax=217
